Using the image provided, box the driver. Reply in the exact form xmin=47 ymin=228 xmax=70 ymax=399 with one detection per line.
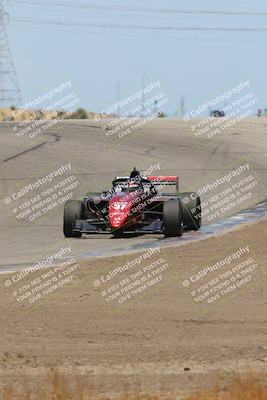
xmin=130 ymin=167 xmax=141 ymax=181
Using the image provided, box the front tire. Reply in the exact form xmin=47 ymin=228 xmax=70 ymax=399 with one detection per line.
xmin=163 ymin=198 xmax=183 ymax=237
xmin=63 ymin=200 xmax=83 ymax=237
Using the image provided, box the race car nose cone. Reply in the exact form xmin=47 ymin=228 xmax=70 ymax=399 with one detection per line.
xmin=109 ymin=194 xmax=132 ymax=228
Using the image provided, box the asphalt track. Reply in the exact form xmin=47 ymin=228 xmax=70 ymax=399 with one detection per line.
xmin=1 ymin=117 xmax=267 ymax=271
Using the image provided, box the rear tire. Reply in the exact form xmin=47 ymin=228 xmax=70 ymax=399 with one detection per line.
xmin=180 ymin=192 xmax=201 ymax=231
xmin=63 ymin=200 xmax=83 ymax=237
xmin=163 ymin=198 xmax=183 ymax=237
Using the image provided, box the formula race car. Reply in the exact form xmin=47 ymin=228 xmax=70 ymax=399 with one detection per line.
xmin=63 ymin=173 xmax=201 ymax=238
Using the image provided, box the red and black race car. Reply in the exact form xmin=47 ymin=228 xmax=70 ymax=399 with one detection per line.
xmin=63 ymin=173 xmax=201 ymax=238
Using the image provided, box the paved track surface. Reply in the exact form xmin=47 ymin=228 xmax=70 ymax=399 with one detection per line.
xmin=1 ymin=117 xmax=267 ymax=268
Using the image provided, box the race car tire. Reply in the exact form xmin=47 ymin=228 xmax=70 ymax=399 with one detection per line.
xmin=63 ymin=200 xmax=83 ymax=237
xmin=180 ymin=192 xmax=201 ymax=230
xmin=163 ymin=198 xmax=183 ymax=237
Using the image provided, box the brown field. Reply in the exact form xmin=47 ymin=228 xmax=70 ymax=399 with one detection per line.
xmin=0 ymin=217 xmax=267 ymax=399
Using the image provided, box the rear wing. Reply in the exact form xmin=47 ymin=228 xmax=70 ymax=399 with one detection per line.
xmin=112 ymin=175 xmax=179 ymax=193
xmin=147 ymin=176 xmax=179 ymax=193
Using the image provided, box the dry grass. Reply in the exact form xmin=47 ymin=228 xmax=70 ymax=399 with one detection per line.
xmin=1 ymin=370 xmax=267 ymax=400
xmin=187 ymin=372 xmax=267 ymax=400
xmin=2 ymin=370 xmax=157 ymax=400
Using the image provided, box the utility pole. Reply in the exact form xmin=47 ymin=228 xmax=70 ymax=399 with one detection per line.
xmin=0 ymin=0 xmax=21 ymax=108
xmin=180 ymin=96 xmax=185 ymax=118
xmin=154 ymin=99 xmax=158 ymax=115
xmin=141 ymin=72 xmax=146 ymax=117
xmin=116 ymin=81 xmax=121 ymax=117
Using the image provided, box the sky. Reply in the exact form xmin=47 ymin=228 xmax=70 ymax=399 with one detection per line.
xmin=6 ymin=0 xmax=267 ymax=116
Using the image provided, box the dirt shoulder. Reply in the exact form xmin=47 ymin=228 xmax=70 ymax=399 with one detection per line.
xmin=0 ymin=219 xmax=267 ymax=398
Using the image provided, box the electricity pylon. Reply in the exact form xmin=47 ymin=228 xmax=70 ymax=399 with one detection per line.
xmin=0 ymin=0 xmax=21 ymax=107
